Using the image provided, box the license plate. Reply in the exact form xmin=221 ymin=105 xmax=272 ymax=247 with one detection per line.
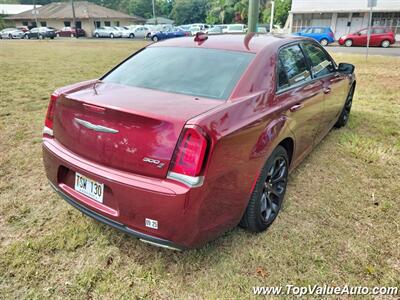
xmin=74 ymin=172 xmax=104 ymax=203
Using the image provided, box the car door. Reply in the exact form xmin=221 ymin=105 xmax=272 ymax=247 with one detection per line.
xmin=275 ymin=44 xmax=325 ymax=160
xmin=370 ymin=27 xmax=384 ymax=46
xmin=31 ymin=28 xmax=38 ymax=38
xmin=353 ymin=29 xmax=368 ymax=46
xmin=301 ymin=42 xmax=349 ymax=135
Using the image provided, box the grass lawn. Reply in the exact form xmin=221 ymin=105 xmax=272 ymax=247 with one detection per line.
xmin=0 ymin=39 xmax=399 ymax=299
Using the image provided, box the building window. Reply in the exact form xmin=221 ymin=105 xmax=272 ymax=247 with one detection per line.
xmin=40 ymin=21 xmax=46 ymax=27
xmin=75 ymin=21 xmax=82 ymax=29
xmin=337 ymin=13 xmax=348 ymax=18
xmin=22 ymin=21 xmax=28 ymax=26
xmin=114 ymin=21 xmax=120 ymax=27
xmin=64 ymin=21 xmax=71 ymax=27
xmin=372 ymin=12 xmax=400 ymax=35
xmin=104 ymin=21 xmax=111 ymax=26
xmin=94 ymin=21 xmax=101 ymax=28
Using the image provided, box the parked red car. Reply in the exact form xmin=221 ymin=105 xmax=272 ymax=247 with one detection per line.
xmin=338 ymin=26 xmax=395 ymax=47
xmin=43 ymin=34 xmax=356 ymax=250
xmin=56 ymin=27 xmax=85 ymax=37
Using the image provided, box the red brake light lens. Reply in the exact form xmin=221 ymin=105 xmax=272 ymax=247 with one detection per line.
xmin=45 ymin=92 xmax=59 ymax=129
xmin=170 ymin=127 xmax=208 ymax=177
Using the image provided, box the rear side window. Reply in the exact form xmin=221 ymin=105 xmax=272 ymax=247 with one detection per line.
xmin=103 ymin=47 xmax=254 ymax=100
xmin=302 ymin=43 xmax=335 ymax=77
xmin=372 ymin=28 xmax=385 ymax=34
xmin=313 ymin=28 xmax=324 ymax=34
xmin=278 ymin=44 xmax=310 ymax=89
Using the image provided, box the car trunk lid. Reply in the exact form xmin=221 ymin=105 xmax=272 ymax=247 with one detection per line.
xmin=53 ymin=82 xmax=222 ymax=178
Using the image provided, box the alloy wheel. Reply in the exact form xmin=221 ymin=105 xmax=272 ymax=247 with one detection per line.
xmin=260 ymin=156 xmax=288 ymax=223
xmin=345 ymin=39 xmax=352 ymax=47
xmin=320 ymin=39 xmax=328 ymax=46
xmin=342 ymin=86 xmax=354 ymax=123
xmin=381 ymin=40 xmax=390 ymax=48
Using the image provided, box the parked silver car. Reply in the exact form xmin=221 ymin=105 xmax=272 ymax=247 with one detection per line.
xmin=127 ymin=25 xmax=150 ymax=38
xmin=93 ymin=26 xmax=122 ymax=38
xmin=0 ymin=28 xmax=25 ymax=39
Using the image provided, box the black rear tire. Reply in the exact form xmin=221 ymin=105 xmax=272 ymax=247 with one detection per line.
xmin=335 ymin=84 xmax=355 ymax=128
xmin=240 ymin=146 xmax=289 ymax=232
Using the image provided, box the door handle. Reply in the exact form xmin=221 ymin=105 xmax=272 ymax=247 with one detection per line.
xmin=289 ymin=103 xmax=303 ymax=112
xmin=323 ymin=87 xmax=331 ymax=94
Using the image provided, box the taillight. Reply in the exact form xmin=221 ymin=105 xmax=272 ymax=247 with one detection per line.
xmin=43 ymin=92 xmax=59 ymax=136
xmin=170 ymin=126 xmax=208 ymax=177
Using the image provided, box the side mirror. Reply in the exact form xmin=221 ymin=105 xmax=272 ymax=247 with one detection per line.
xmin=357 ymin=32 xmax=361 ymax=36
xmin=338 ymin=63 xmax=355 ymax=74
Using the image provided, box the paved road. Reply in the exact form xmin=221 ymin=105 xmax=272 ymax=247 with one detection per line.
xmin=327 ymin=45 xmax=400 ymax=57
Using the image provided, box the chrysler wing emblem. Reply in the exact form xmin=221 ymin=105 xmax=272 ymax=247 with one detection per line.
xmin=74 ymin=118 xmax=119 ymax=134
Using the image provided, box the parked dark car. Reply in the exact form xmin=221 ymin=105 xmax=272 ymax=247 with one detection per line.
xmin=338 ymin=26 xmax=396 ymax=48
xmin=56 ymin=27 xmax=85 ymax=38
xmin=42 ymin=34 xmax=356 ymax=250
xmin=294 ymin=27 xmax=335 ymax=46
xmin=25 ymin=27 xmax=56 ymax=39
xmin=150 ymin=27 xmax=189 ymax=42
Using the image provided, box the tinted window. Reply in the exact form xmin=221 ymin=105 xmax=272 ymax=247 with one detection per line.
xmin=278 ymin=58 xmax=289 ymax=89
xmin=278 ymin=45 xmax=311 ymax=87
xmin=104 ymin=47 xmax=254 ymax=100
xmin=359 ymin=29 xmax=368 ymax=35
xmin=302 ymin=43 xmax=335 ymax=77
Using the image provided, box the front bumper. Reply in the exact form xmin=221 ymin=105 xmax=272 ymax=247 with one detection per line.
xmin=42 ymin=137 xmax=205 ymax=249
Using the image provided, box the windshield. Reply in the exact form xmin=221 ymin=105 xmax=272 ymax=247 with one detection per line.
xmin=103 ymin=47 xmax=254 ymax=100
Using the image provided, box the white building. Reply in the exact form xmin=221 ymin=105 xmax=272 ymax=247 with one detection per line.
xmin=0 ymin=4 xmax=41 ymax=15
xmin=286 ymin=0 xmax=400 ymax=39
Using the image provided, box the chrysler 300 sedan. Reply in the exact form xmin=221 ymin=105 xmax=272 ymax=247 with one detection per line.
xmin=43 ymin=34 xmax=356 ymax=250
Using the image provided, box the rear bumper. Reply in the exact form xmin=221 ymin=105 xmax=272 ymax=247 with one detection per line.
xmin=49 ymin=181 xmax=184 ymax=250
xmin=42 ymin=137 xmax=205 ymax=249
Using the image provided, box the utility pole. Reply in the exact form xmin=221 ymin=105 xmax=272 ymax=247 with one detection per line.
xmin=33 ymin=0 xmax=39 ymax=28
xmin=248 ymin=0 xmax=260 ymax=33
xmin=152 ymin=0 xmax=157 ymax=25
xmin=71 ymin=0 xmax=77 ymax=36
xmin=366 ymin=0 xmax=377 ymax=61
xmin=269 ymin=0 xmax=275 ymax=33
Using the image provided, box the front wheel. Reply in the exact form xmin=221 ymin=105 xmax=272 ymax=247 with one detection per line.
xmin=320 ymin=38 xmax=329 ymax=46
xmin=25 ymin=34 xmax=30 ymax=39
xmin=345 ymin=39 xmax=353 ymax=47
xmin=240 ymin=146 xmax=289 ymax=232
xmin=129 ymin=33 xmax=135 ymax=39
xmin=152 ymin=35 xmax=158 ymax=42
xmin=381 ymin=40 xmax=390 ymax=48
xmin=335 ymin=84 xmax=355 ymax=128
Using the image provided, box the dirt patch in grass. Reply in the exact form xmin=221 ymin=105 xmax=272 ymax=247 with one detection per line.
xmin=0 ymin=40 xmax=399 ymax=299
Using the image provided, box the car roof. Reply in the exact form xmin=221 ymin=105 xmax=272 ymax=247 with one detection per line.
xmin=149 ymin=34 xmax=306 ymax=54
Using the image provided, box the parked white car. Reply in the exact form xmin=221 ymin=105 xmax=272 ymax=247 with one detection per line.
xmin=0 ymin=28 xmax=25 ymax=39
xmin=225 ymin=24 xmax=246 ymax=33
xmin=93 ymin=26 xmax=122 ymax=38
xmin=189 ymin=25 xmax=202 ymax=35
xmin=113 ymin=26 xmax=129 ymax=38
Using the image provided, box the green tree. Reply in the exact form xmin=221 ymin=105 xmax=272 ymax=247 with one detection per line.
xmin=171 ymin=0 xmax=208 ymax=25
xmin=262 ymin=0 xmax=291 ymax=26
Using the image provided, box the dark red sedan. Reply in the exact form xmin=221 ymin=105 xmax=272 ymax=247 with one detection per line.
xmin=338 ymin=26 xmax=395 ymax=48
xmin=56 ymin=26 xmax=85 ymax=38
xmin=43 ymin=34 xmax=356 ymax=250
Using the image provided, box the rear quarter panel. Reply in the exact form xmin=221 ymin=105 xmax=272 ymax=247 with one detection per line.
xmin=186 ymin=48 xmax=295 ymax=240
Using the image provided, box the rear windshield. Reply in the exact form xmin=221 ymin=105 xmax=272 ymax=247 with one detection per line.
xmin=103 ymin=47 xmax=254 ymax=100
